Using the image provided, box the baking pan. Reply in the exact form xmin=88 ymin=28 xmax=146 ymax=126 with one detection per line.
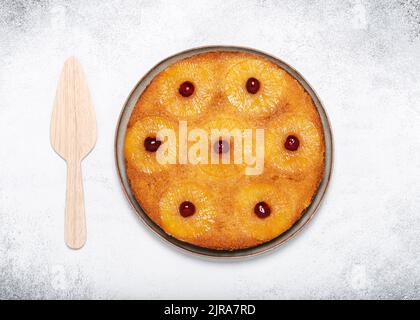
xmin=115 ymin=46 xmax=333 ymax=258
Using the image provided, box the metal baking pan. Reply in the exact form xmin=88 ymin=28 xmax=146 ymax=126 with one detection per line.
xmin=115 ymin=46 xmax=333 ymax=258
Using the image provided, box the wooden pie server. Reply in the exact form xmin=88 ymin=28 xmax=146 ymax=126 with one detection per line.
xmin=50 ymin=57 xmax=96 ymax=249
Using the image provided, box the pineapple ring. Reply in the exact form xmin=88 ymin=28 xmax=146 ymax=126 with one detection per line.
xmin=234 ymin=183 xmax=297 ymax=241
xmin=159 ymin=181 xmax=217 ymax=240
xmin=224 ymin=58 xmax=287 ymax=117
xmin=265 ymin=113 xmax=323 ymax=179
xmin=154 ymin=60 xmax=215 ymax=118
xmin=125 ymin=116 xmax=177 ymax=173
xmin=196 ymin=115 xmax=249 ymax=178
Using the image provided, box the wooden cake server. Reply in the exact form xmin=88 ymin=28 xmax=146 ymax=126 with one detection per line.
xmin=50 ymin=57 xmax=96 ymax=249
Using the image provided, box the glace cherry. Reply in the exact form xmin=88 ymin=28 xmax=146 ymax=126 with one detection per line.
xmin=179 ymin=201 xmax=196 ymax=217
xmin=144 ymin=136 xmax=161 ymax=152
xmin=214 ymin=139 xmax=230 ymax=154
xmin=179 ymin=81 xmax=195 ymax=97
xmin=246 ymin=77 xmax=260 ymax=94
xmin=254 ymin=201 xmax=271 ymax=219
xmin=284 ymin=135 xmax=300 ymax=151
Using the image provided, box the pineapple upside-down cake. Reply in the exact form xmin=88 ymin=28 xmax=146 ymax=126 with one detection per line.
xmin=124 ymin=51 xmax=325 ymax=250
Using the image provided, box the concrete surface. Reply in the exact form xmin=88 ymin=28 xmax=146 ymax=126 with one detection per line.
xmin=0 ymin=0 xmax=419 ymax=299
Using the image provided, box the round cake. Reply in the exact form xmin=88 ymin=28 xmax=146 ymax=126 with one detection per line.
xmin=124 ymin=51 xmax=325 ymax=250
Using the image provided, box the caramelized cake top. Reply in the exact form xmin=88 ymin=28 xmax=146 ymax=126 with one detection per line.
xmin=124 ymin=51 xmax=325 ymax=250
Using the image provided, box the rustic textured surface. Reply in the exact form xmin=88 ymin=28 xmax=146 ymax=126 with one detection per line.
xmin=1 ymin=0 xmax=420 ymax=299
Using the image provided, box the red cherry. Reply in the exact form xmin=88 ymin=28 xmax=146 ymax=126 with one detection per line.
xmin=246 ymin=77 xmax=260 ymax=94
xmin=179 ymin=201 xmax=196 ymax=217
xmin=178 ymin=81 xmax=195 ymax=97
xmin=214 ymin=139 xmax=230 ymax=154
xmin=144 ymin=136 xmax=161 ymax=152
xmin=284 ymin=135 xmax=300 ymax=151
xmin=254 ymin=201 xmax=271 ymax=219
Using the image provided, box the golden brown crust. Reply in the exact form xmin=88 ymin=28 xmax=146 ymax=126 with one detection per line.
xmin=125 ymin=51 xmax=325 ymax=250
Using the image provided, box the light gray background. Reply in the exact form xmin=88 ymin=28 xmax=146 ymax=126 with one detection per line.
xmin=1 ymin=0 xmax=419 ymax=299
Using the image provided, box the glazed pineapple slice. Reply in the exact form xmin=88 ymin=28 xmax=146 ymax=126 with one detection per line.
xmin=224 ymin=57 xmax=286 ymax=117
xmin=125 ymin=116 xmax=177 ymax=173
xmin=197 ymin=115 xmax=249 ymax=178
xmin=265 ymin=113 xmax=324 ymax=180
xmin=234 ymin=183 xmax=298 ymax=242
xmin=153 ymin=59 xmax=215 ymax=118
xmin=159 ymin=181 xmax=217 ymax=240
